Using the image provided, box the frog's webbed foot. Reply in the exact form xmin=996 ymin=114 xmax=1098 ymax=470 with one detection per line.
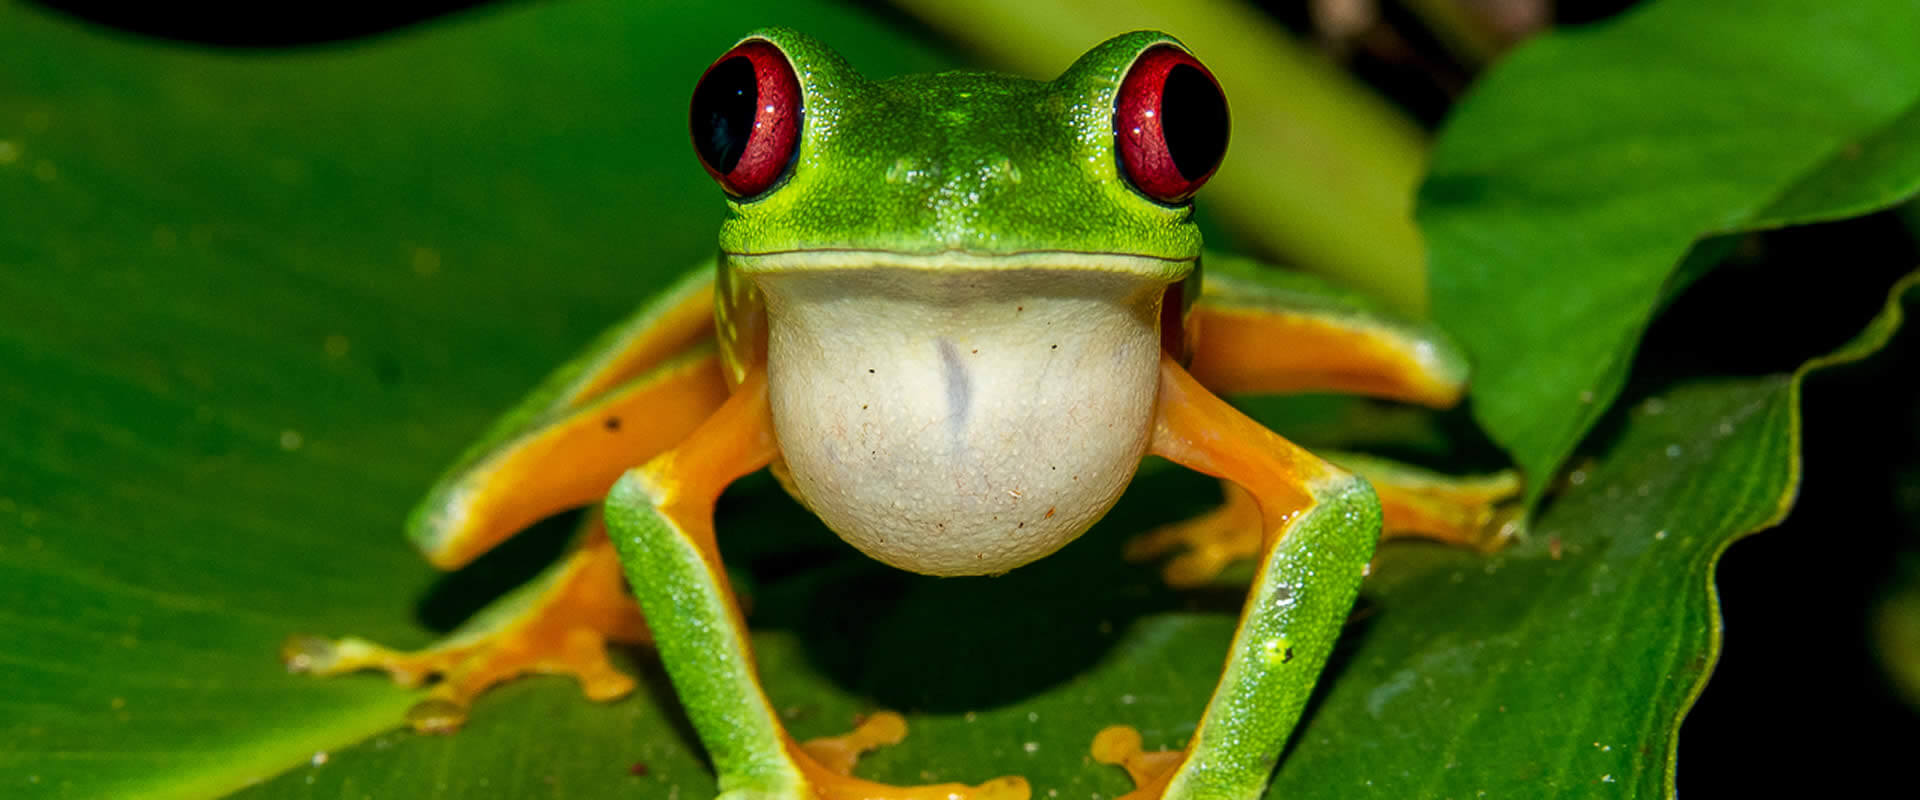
xmin=799 ymin=710 xmax=910 ymax=776
xmin=781 ymin=713 xmax=1029 ymax=800
xmin=1090 ymin=726 xmax=1185 ymax=799
xmin=1128 ymin=459 xmax=1522 ymax=587
xmin=282 ymin=516 xmax=647 ymax=733
xmin=1125 ymin=482 xmax=1264 ymax=588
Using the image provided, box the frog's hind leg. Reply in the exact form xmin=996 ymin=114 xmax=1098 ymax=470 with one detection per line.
xmin=604 ymin=368 xmax=1028 ymax=800
xmin=284 ymin=513 xmax=645 ymax=733
xmin=1129 ymin=457 xmax=1520 ymax=587
xmin=1182 ymin=253 xmax=1471 ymax=408
xmin=285 ymin=347 xmax=727 ymax=730
xmin=410 ymin=267 xmax=721 ymax=569
xmin=285 ymin=268 xmax=731 ymax=731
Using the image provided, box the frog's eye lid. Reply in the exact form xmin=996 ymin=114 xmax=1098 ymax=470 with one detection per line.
xmin=1113 ymin=44 xmax=1229 ymax=205
xmin=691 ymin=38 xmax=802 ymax=198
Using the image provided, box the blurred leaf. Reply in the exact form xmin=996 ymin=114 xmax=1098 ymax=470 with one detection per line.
xmin=1422 ymin=0 xmax=1920 ymax=504
xmin=1873 ymin=338 xmax=1920 ymax=714
xmin=1877 ymin=564 xmax=1920 ymax=713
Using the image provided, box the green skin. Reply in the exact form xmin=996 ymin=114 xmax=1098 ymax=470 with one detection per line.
xmin=594 ymin=28 xmax=1381 ymax=800
xmin=714 ymin=30 xmax=1200 ymax=264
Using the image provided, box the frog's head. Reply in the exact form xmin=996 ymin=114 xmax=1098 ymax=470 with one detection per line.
xmin=691 ymin=27 xmax=1228 ymax=280
xmin=689 ymin=30 xmax=1231 ymax=576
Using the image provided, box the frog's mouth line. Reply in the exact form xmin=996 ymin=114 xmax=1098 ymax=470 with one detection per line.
xmin=726 ymin=248 xmax=1196 ymax=279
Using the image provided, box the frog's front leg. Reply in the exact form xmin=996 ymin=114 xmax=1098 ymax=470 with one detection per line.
xmin=604 ymin=367 xmax=1028 ymax=800
xmin=285 ymin=268 xmax=727 ymax=731
xmin=1095 ymin=354 xmax=1379 ymax=800
xmin=284 ymin=346 xmax=727 ymax=730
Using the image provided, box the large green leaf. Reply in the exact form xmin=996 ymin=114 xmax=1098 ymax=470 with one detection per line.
xmin=0 ymin=2 xmax=946 ymax=796
xmin=4 ymin=1 xmax=1916 ymax=798
xmin=1422 ymin=0 xmax=1920 ymax=504
xmin=1280 ymin=274 xmax=1917 ymax=797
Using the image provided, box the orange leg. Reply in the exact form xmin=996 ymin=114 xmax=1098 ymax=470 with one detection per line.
xmin=413 ymin=347 xmax=730 ymax=570
xmin=1187 ymin=304 xmax=1463 ymax=406
xmin=1183 ymin=255 xmax=1469 ymax=408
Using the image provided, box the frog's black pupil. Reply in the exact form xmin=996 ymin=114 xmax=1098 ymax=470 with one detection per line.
xmin=693 ymin=56 xmax=758 ymax=175
xmin=1162 ymin=64 xmax=1228 ymax=182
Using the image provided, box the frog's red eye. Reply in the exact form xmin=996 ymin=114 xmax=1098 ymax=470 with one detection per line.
xmin=1114 ymin=45 xmax=1229 ymax=204
xmin=690 ymin=39 xmax=801 ymax=198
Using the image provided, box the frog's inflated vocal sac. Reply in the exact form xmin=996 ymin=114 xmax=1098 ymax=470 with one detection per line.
xmin=285 ymin=28 xmax=1517 ymax=800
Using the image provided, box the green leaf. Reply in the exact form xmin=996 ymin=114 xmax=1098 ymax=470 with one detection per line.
xmin=6 ymin=1 xmax=1917 ymax=798
xmin=1275 ymin=274 xmax=1918 ymax=796
xmin=0 ymin=2 xmax=946 ymax=797
xmin=1422 ymin=0 xmax=1920 ymax=503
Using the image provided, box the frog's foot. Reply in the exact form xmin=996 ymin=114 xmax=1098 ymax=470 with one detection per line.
xmin=1129 ymin=463 xmax=1523 ymax=587
xmin=1336 ymin=453 xmax=1525 ymax=553
xmin=784 ymin=714 xmax=1030 ymax=800
xmin=1090 ymin=726 xmax=1184 ymax=799
xmin=799 ymin=711 xmax=911 ymax=776
xmin=1124 ymin=482 xmax=1263 ymax=588
xmin=282 ymin=519 xmax=647 ymax=733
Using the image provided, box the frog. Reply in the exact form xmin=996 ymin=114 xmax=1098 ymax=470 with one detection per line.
xmin=283 ymin=28 xmax=1519 ymax=800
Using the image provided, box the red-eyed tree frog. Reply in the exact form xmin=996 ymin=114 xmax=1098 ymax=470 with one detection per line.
xmin=285 ymin=28 xmax=1517 ymax=800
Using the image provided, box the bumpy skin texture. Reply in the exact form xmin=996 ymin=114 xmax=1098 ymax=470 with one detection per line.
xmin=711 ymin=30 xmax=1204 ymax=264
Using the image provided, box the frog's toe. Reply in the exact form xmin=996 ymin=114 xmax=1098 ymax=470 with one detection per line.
xmin=1090 ymin=726 xmax=1183 ymax=799
xmin=396 ymin=632 xmax=640 ymax=734
xmin=799 ymin=710 xmax=909 ymax=776
xmin=282 ymin=523 xmax=647 ymax=733
xmin=403 ymin=697 xmax=470 ymax=735
xmin=281 ymin=621 xmax=638 ymax=734
xmin=795 ymin=769 xmax=1030 ymax=800
xmin=787 ymin=713 xmax=1030 ymax=800
xmin=282 ymin=634 xmax=427 ymax=684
